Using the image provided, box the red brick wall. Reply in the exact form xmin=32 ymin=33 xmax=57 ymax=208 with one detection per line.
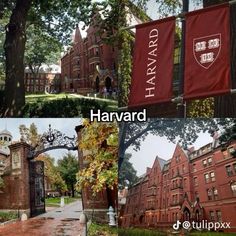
xmin=0 ymin=142 xmax=31 ymax=211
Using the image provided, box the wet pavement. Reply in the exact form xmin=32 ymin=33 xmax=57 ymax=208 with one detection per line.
xmin=39 ymin=199 xmax=83 ymax=219
xmin=0 ymin=217 xmax=81 ymax=236
xmin=0 ymin=200 xmax=83 ymax=236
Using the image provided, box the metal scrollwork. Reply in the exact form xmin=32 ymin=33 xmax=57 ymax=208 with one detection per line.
xmin=28 ymin=124 xmax=77 ymax=159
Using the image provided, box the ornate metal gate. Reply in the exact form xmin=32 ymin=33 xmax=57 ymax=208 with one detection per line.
xmin=29 ymin=160 xmax=45 ymax=217
xmin=27 ymin=124 xmax=78 ymax=217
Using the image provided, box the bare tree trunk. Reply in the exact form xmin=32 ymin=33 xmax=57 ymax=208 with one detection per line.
xmin=203 ymin=0 xmax=236 ymax=117
xmin=1 ymin=0 xmax=31 ymax=117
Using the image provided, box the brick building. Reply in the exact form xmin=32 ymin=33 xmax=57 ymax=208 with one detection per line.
xmin=24 ymin=64 xmax=61 ymax=94
xmin=121 ymin=140 xmax=236 ymax=232
xmin=61 ymin=13 xmax=118 ymax=95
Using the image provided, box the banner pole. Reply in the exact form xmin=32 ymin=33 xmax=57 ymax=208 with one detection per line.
xmin=177 ymin=0 xmax=189 ymax=118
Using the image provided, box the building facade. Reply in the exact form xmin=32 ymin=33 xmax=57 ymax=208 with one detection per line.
xmin=24 ymin=64 xmax=61 ymax=93
xmin=24 ymin=72 xmax=61 ymax=93
xmin=61 ymin=14 xmax=118 ymax=95
xmin=121 ymin=141 xmax=236 ymax=232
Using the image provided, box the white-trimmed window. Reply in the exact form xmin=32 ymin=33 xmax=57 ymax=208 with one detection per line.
xmin=205 ymin=173 xmax=210 ymax=183
xmin=210 ymin=172 xmax=215 ymax=182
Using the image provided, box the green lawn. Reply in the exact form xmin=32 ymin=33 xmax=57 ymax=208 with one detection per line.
xmin=88 ymin=222 xmax=118 ymax=236
xmin=45 ymin=197 xmax=80 ymax=207
xmin=118 ymin=228 xmax=165 ymax=236
xmin=190 ymin=232 xmax=236 ymax=236
xmin=26 ymin=93 xmax=75 ymax=101
xmin=25 ymin=93 xmax=118 ymax=111
xmin=0 ymin=211 xmax=18 ymax=223
xmin=118 ymin=228 xmax=236 ymax=236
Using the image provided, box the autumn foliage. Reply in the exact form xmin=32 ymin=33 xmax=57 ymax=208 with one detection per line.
xmin=76 ymin=120 xmax=118 ymax=195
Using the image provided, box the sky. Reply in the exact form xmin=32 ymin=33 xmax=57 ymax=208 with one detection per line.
xmin=127 ymin=129 xmax=212 ymax=176
xmin=0 ymin=118 xmax=82 ymax=163
xmin=146 ymin=0 xmax=203 ymax=20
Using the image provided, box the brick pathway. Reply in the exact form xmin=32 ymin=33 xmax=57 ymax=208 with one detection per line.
xmin=0 ymin=200 xmax=83 ymax=236
xmin=0 ymin=218 xmax=81 ymax=236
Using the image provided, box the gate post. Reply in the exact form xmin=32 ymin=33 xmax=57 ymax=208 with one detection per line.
xmin=2 ymin=142 xmax=32 ymax=217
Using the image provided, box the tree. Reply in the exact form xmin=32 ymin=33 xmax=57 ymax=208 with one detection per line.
xmin=58 ymin=152 xmax=78 ymax=197
xmin=76 ymin=120 xmax=118 ymax=196
xmin=19 ymin=122 xmax=40 ymax=147
xmin=24 ymin=26 xmax=62 ymax=93
xmin=119 ymin=119 xmax=235 ymax=169
xmin=0 ymin=12 xmax=9 ymax=88
xmin=1 ymin=0 xmax=32 ymax=116
xmin=218 ymin=119 xmax=236 ymax=150
xmin=119 ymin=153 xmax=138 ymax=190
xmin=36 ymin=154 xmax=67 ymax=193
xmin=0 ymin=0 xmax=104 ymax=116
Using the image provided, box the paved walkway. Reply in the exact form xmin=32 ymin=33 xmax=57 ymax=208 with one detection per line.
xmin=39 ymin=199 xmax=83 ymax=219
xmin=0 ymin=200 xmax=83 ymax=236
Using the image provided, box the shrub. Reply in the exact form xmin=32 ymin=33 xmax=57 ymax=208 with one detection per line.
xmin=22 ymin=98 xmax=108 ymax=117
xmin=88 ymin=223 xmax=117 ymax=236
xmin=0 ymin=211 xmax=18 ymax=223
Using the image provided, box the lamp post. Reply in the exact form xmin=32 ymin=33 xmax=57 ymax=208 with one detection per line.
xmin=177 ymin=0 xmax=189 ymax=118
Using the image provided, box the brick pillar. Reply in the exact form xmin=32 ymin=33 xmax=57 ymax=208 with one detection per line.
xmin=8 ymin=142 xmax=31 ymax=216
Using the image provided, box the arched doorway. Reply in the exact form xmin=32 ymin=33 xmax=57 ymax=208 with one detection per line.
xmin=139 ymin=215 xmax=144 ymax=224
xmin=183 ymin=207 xmax=191 ymax=221
xmin=105 ymin=77 xmax=112 ymax=92
xmin=95 ymin=76 xmax=100 ymax=93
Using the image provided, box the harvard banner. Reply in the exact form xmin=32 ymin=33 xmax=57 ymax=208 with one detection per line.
xmin=128 ymin=17 xmax=175 ymax=107
xmin=184 ymin=4 xmax=231 ymax=100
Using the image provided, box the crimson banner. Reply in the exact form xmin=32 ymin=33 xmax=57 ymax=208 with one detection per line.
xmin=128 ymin=17 xmax=175 ymax=107
xmin=184 ymin=4 xmax=231 ymax=100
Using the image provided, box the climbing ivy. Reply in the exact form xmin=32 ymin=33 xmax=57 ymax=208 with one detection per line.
xmin=118 ymin=0 xmax=150 ymax=107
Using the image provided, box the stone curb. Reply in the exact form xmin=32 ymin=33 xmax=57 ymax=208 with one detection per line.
xmin=0 ymin=218 xmax=19 ymax=227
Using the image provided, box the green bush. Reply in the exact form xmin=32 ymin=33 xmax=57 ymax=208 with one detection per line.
xmin=0 ymin=211 xmax=18 ymax=223
xmin=88 ymin=223 xmax=117 ymax=236
xmin=22 ymin=98 xmax=108 ymax=117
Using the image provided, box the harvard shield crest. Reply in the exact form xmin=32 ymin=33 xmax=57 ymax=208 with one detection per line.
xmin=193 ymin=33 xmax=221 ymax=69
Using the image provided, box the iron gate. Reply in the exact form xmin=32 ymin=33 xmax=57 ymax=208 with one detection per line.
xmin=29 ymin=160 xmax=45 ymax=217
